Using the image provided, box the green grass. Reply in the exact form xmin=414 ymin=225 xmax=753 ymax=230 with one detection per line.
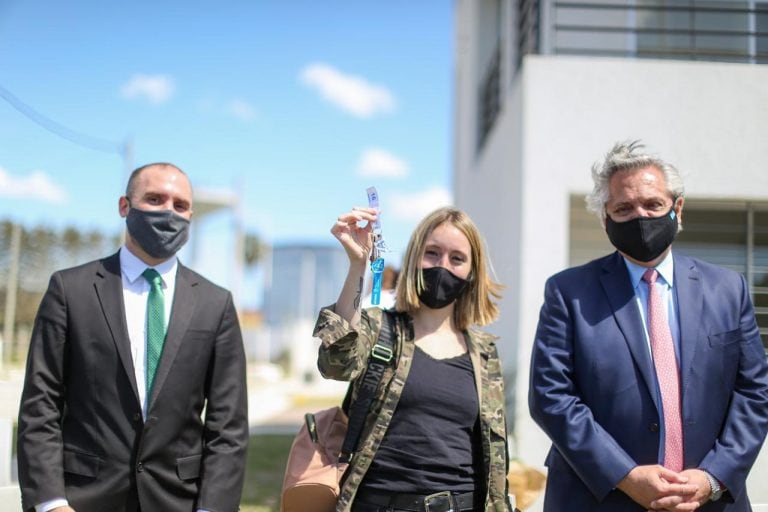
xmin=241 ymin=433 xmax=296 ymax=511
xmin=12 ymin=426 xmax=294 ymax=511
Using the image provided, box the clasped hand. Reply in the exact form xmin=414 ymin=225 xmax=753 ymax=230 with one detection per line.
xmin=618 ymin=465 xmax=711 ymax=511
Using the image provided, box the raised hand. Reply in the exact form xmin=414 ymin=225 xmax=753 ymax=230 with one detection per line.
xmin=331 ymin=207 xmax=378 ymax=264
xmin=331 ymin=207 xmax=379 ymax=327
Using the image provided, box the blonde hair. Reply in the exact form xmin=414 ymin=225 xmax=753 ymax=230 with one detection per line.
xmin=394 ymin=207 xmax=502 ymax=330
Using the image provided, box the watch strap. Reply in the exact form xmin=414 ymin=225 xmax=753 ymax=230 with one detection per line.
xmin=704 ymin=471 xmax=723 ymax=502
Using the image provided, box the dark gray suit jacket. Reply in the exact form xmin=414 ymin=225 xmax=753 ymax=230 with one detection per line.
xmin=17 ymin=251 xmax=249 ymax=512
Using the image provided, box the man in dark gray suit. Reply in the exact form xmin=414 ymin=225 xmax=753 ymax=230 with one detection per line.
xmin=17 ymin=163 xmax=248 ymax=512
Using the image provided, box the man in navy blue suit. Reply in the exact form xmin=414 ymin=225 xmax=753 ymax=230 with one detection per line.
xmin=529 ymin=141 xmax=768 ymax=511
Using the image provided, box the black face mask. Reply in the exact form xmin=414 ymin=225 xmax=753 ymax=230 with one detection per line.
xmin=418 ymin=266 xmax=470 ymax=309
xmin=126 ymin=206 xmax=190 ymax=260
xmin=605 ymin=205 xmax=678 ymax=262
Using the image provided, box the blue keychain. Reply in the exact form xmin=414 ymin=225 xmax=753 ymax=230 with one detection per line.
xmin=366 ymin=187 xmax=388 ymax=306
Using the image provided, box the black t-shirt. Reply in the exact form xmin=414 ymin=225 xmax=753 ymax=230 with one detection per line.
xmin=359 ymin=344 xmax=483 ymax=494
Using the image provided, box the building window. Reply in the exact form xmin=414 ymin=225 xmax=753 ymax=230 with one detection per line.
xmin=758 ymin=2 xmax=768 ymax=63
xmin=478 ymin=44 xmax=502 ymax=150
xmin=636 ymin=0 xmax=751 ymax=62
xmin=477 ymin=0 xmax=503 ymax=151
xmin=569 ymin=196 xmax=768 ymax=350
xmin=675 ymin=202 xmax=768 ymax=349
xmin=551 ymin=0 xmax=768 ymax=63
xmin=517 ymin=0 xmax=541 ymax=69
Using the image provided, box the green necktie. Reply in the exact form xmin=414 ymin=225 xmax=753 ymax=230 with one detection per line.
xmin=143 ymin=268 xmax=166 ymax=398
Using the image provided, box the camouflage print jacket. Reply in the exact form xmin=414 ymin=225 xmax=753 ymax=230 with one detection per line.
xmin=314 ymin=305 xmax=511 ymax=512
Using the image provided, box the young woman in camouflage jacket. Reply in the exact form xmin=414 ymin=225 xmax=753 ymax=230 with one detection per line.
xmin=313 ymin=206 xmax=512 ymax=512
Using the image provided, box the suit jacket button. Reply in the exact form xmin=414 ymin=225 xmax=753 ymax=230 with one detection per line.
xmin=649 ymin=423 xmax=660 ymax=432
xmin=137 ymin=462 xmax=144 ymax=473
xmin=133 ymin=413 xmax=142 ymax=422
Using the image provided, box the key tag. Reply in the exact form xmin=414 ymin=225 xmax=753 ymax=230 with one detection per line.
xmin=366 ymin=186 xmax=388 ymax=306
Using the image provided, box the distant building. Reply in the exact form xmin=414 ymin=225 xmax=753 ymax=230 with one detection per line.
xmin=453 ymin=1 xmax=768 ymax=509
xmin=262 ymin=243 xmax=348 ymax=379
xmin=264 ymin=243 xmax=348 ymax=326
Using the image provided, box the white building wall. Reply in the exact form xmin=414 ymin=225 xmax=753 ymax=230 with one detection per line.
xmin=454 ymin=13 xmax=768 ymax=506
xmin=453 ymin=0 xmax=527 ymax=441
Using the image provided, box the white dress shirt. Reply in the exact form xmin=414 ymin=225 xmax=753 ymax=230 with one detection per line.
xmin=120 ymin=246 xmax=177 ymax=417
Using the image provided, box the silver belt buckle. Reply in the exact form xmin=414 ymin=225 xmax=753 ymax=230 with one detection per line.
xmin=423 ymin=491 xmax=454 ymax=512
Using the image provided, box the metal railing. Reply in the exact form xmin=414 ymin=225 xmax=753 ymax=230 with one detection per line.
xmin=552 ymin=0 xmax=768 ymax=62
xmin=516 ymin=0 xmax=768 ymax=64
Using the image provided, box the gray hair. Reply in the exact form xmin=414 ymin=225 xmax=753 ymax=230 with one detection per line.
xmin=585 ymin=140 xmax=685 ymax=223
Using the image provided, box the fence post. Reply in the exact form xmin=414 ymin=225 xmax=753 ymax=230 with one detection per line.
xmin=0 ymin=418 xmax=11 ymax=486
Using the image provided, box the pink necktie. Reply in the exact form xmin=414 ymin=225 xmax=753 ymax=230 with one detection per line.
xmin=643 ymin=268 xmax=684 ymax=472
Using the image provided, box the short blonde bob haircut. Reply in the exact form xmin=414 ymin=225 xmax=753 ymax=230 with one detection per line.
xmin=394 ymin=207 xmax=502 ymax=331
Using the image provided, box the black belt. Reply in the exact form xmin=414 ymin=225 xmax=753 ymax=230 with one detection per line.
xmin=356 ymin=489 xmax=476 ymax=511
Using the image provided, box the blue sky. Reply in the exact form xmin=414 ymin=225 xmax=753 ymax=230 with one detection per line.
xmin=0 ymin=1 xmax=454 ymax=307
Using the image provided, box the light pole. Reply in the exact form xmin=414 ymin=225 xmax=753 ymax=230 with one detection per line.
xmin=2 ymin=222 xmax=22 ymax=368
xmin=189 ymin=187 xmax=244 ymax=311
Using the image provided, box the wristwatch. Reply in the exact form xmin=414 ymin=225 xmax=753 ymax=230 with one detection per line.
xmin=704 ymin=471 xmax=724 ymax=502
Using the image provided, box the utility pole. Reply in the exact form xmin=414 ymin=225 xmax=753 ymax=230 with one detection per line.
xmin=2 ymin=222 xmax=22 ymax=367
xmin=123 ymin=137 xmax=134 ymax=178
xmin=119 ymin=137 xmax=134 ymax=245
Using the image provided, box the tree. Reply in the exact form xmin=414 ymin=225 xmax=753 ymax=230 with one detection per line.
xmin=243 ymin=232 xmax=263 ymax=268
xmin=0 ymin=219 xmax=120 ymax=363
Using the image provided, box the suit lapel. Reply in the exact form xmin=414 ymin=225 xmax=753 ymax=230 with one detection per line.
xmin=599 ymin=252 xmax=660 ymax=410
xmin=149 ymin=264 xmax=198 ymax=407
xmin=673 ymin=253 xmax=702 ymax=407
xmin=94 ymin=252 xmax=141 ymax=403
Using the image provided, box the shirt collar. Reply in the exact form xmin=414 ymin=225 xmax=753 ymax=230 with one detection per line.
xmin=622 ymin=249 xmax=675 ymax=290
xmin=120 ymin=245 xmax=178 ymax=286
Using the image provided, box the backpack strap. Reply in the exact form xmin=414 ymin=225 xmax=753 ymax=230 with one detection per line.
xmin=339 ymin=310 xmax=396 ymax=463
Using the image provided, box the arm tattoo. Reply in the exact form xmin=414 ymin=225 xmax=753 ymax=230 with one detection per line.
xmin=353 ymin=276 xmax=363 ymax=310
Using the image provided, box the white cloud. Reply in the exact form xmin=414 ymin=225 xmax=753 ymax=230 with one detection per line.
xmin=195 ymin=96 xmax=258 ymax=122
xmin=227 ymin=99 xmax=258 ymax=122
xmin=0 ymin=166 xmax=67 ymax=203
xmin=356 ymin=148 xmax=409 ymax=178
xmin=300 ymin=62 xmax=396 ymax=118
xmin=390 ymin=187 xmax=453 ymax=221
xmin=120 ymin=74 xmax=175 ymax=104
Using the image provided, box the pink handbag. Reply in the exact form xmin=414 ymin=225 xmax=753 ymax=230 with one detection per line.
xmin=282 ymin=312 xmax=394 ymax=512
xmin=281 ymin=406 xmax=350 ymax=512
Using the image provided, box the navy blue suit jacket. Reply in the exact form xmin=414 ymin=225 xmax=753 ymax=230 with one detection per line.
xmin=529 ymin=251 xmax=768 ymax=511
